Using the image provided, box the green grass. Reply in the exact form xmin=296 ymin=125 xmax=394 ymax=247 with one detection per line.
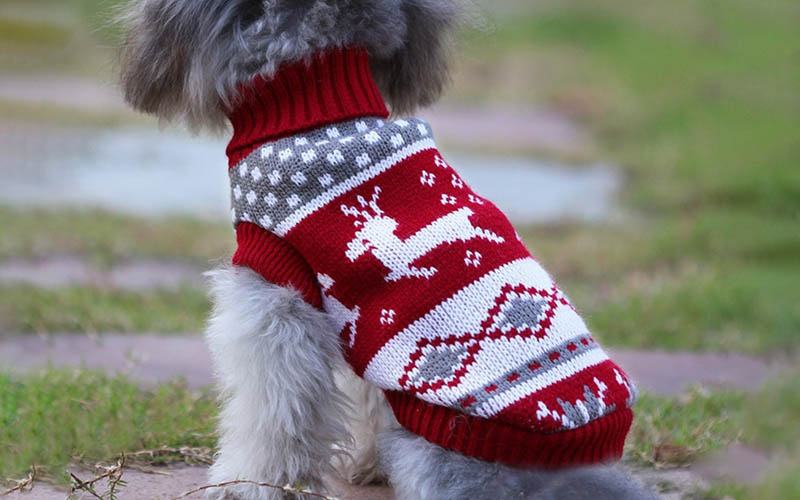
xmin=0 ymin=205 xmax=232 ymax=266
xmin=3 ymin=367 xmax=798 ymax=491
xmin=627 ymin=388 xmax=744 ymax=466
xmin=0 ymin=369 xmax=216 ymax=484
xmin=585 ymin=263 xmax=800 ymax=352
xmin=0 ymin=17 xmax=72 ymax=45
xmin=626 ymin=369 xmax=800 ymax=498
xmin=700 ymin=455 xmax=800 ymax=500
xmin=0 ymin=285 xmax=210 ymax=334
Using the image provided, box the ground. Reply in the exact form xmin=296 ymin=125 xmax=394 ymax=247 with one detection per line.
xmin=1 ymin=0 xmax=799 ymax=498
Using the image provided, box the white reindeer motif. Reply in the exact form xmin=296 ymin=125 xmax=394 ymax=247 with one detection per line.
xmin=318 ymin=273 xmax=360 ymax=346
xmin=341 ymin=186 xmax=505 ymax=282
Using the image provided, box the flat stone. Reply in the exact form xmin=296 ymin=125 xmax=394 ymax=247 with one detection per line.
xmin=0 ymin=76 xmax=126 ymax=115
xmin=0 ymin=76 xmax=587 ymax=156
xmin=690 ymin=444 xmax=772 ymax=484
xmin=0 ymin=335 xmax=775 ymax=397
xmin=0 ymin=334 xmax=214 ymax=389
xmin=0 ymin=256 xmax=206 ymax=291
xmin=608 ymin=348 xmax=774 ymax=397
xmin=419 ymin=105 xmax=591 ymax=154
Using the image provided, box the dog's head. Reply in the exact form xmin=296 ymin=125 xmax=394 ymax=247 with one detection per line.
xmin=119 ymin=0 xmax=462 ymax=130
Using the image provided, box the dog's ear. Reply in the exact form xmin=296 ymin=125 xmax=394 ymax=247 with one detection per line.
xmin=369 ymin=0 xmax=461 ymax=116
xmin=118 ymin=0 xmax=263 ymax=130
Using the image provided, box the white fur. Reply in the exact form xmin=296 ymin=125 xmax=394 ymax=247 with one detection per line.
xmin=204 ymin=266 xmax=352 ymax=499
xmin=332 ymin=367 xmax=398 ymax=485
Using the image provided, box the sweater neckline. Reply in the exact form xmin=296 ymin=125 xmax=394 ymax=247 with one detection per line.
xmin=225 ymin=48 xmax=389 ymax=168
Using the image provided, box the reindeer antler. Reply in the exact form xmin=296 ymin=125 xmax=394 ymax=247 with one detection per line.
xmin=340 ymin=186 xmax=383 ymax=226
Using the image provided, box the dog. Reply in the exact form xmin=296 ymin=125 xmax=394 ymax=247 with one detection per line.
xmin=118 ymin=1 xmax=657 ymax=498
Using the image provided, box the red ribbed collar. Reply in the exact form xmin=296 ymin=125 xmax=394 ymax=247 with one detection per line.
xmin=226 ymin=48 xmax=389 ymax=167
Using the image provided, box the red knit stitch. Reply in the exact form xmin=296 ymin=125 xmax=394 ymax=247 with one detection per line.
xmin=226 ymin=48 xmax=389 ymax=168
xmin=232 ymin=222 xmax=322 ymax=309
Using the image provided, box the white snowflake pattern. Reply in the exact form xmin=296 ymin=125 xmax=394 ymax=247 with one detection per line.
xmin=420 ymin=171 xmax=436 ymax=187
xmin=278 ymin=148 xmax=293 ymax=161
xmin=291 ymin=171 xmax=307 ymax=185
xmin=380 ymin=309 xmax=396 ymax=325
xmin=468 ymin=194 xmax=484 ymax=205
xmin=441 ymin=194 xmax=457 ymax=205
xmin=464 ymin=250 xmax=482 ymax=267
xmin=268 ymin=169 xmax=281 ymax=185
xmin=327 ymin=150 xmax=345 ymax=166
xmin=301 ymin=150 xmax=317 ymax=163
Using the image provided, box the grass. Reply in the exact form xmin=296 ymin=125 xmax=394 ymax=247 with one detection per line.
xmin=627 ymin=368 xmax=800 ymax=499
xmin=0 ymin=285 xmax=210 ymax=334
xmin=0 ymin=369 xmax=216 ymax=484
xmin=0 ymin=205 xmax=232 ymax=266
xmin=3 ymin=367 xmax=798 ymax=494
xmin=627 ymin=388 xmax=744 ymax=466
xmin=706 ymin=458 xmax=800 ymax=500
xmin=0 ymin=0 xmax=116 ymax=76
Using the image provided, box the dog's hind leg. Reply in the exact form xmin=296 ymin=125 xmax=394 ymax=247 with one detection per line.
xmin=379 ymin=428 xmax=657 ymax=500
xmin=204 ymin=266 xmax=352 ymax=500
xmin=332 ymin=367 xmax=398 ymax=485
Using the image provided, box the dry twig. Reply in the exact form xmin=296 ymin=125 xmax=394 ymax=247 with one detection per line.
xmin=127 ymin=445 xmax=214 ymax=465
xmin=1 ymin=466 xmax=36 ymax=497
xmin=170 ymin=479 xmax=342 ymax=500
xmin=70 ymin=454 xmax=127 ymax=500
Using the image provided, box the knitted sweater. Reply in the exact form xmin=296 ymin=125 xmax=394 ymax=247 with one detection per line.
xmin=227 ymin=48 xmax=637 ymax=468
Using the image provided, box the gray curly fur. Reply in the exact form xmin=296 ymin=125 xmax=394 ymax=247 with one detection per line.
xmin=379 ymin=429 xmax=658 ymax=500
xmin=119 ymin=0 xmax=460 ymax=130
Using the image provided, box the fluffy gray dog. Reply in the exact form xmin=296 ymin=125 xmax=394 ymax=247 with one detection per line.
xmin=118 ymin=1 xmax=657 ymax=499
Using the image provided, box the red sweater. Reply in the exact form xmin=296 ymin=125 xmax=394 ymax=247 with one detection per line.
xmin=226 ymin=48 xmax=637 ymax=468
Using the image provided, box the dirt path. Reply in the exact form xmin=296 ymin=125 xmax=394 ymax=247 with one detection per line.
xmin=0 ymin=75 xmax=590 ymax=155
xmin=0 ymin=257 xmax=207 ymax=291
xmin=2 ymin=467 xmax=395 ymax=500
xmin=2 ymin=463 xmax=718 ymax=500
xmin=0 ymin=334 xmax=775 ymax=396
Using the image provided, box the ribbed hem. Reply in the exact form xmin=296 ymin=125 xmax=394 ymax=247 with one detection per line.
xmin=226 ymin=48 xmax=389 ymax=167
xmin=385 ymin=390 xmax=633 ymax=468
xmin=232 ymin=222 xmax=322 ymax=309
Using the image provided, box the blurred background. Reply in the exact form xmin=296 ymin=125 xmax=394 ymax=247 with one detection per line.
xmin=0 ymin=0 xmax=798 ymax=498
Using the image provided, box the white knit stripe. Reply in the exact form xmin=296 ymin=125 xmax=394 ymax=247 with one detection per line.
xmin=426 ymin=304 xmax=601 ymax=407
xmin=274 ymin=137 xmax=436 ymax=236
xmin=475 ymin=348 xmax=609 ymax=418
xmin=364 ymin=257 xmax=555 ymax=389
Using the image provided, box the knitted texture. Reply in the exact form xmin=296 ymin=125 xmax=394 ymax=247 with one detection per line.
xmin=226 ymin=49 xmax=637 ymax=468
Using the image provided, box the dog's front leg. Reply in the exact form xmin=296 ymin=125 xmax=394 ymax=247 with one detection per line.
xmin=204 ymin=266 xmax=352 ymax=500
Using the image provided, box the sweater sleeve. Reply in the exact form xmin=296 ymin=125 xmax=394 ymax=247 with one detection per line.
xmin=232 ymin=222 xmax=323 ymax=309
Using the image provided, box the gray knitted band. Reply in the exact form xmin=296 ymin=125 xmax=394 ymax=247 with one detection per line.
xmin=229 ymin=117 xmax=435 ymax=236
